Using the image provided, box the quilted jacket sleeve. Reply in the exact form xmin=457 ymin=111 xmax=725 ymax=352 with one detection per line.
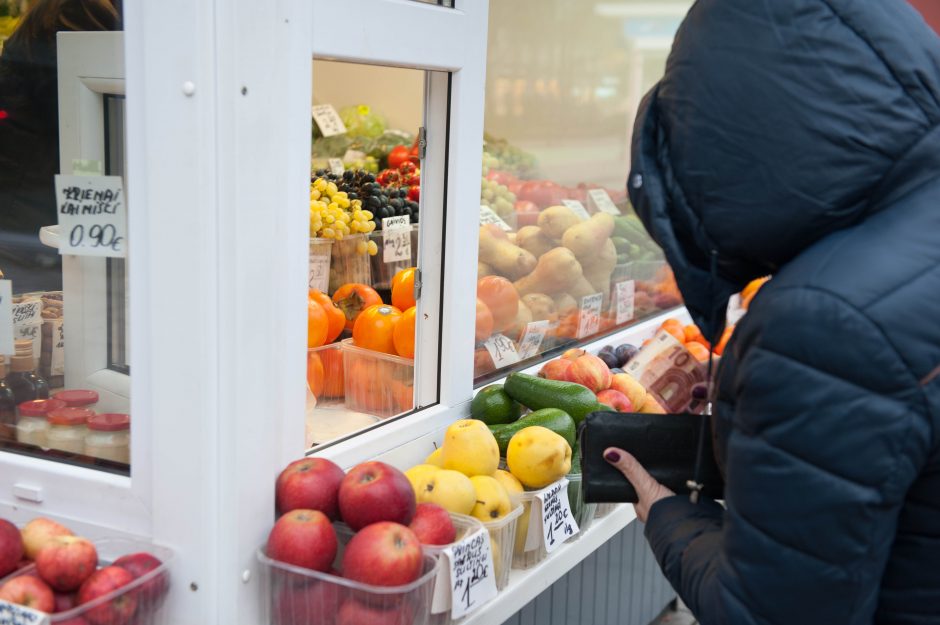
xmin=643 ymin=286 xmax=933 ymax=625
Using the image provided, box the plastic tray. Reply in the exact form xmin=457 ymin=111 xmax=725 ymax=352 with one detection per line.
xmin=0 ymin=537 xmax=173 ymax=624
xmin=329 ymin=234 xmax=372 ymax=293
xmin=258 ymin=524 xmax=440 ymax=625
xmin=369 ymin=225 xmax=419 ymax=291
xmin=342 ymin=339 xmax=414 ymax=418
xmin=510 ymin=475 xmax=588 ymax=570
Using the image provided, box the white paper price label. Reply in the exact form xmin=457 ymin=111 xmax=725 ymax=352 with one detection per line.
xmin=588 ymin=188 xmax=621 ymax=215
xmin=0 ymin=281 xmax=13 ymax=356
xmin=483 ymin=333 xmax=520 ymax=366
xmin=327 ymin=158 xmax=344 ymax=176
xmin=382 ymin=216 xmax=411 ymax=263
xmin=479 ymin=206 xmax=512 ymax=232
xmin=562 ymin=199 xmax=590 ymax=220
xmin=431 ymin=529 xmax=498 ymax=619
xmin=518 ymin=320 xmax=550 ymax=359
xmin=11 ymin=299 xmax=41 ymax=326
xmin=614 ymin=280 xmax=636 ymax=325
xmin=537 ymin=479 xmax=579 ymax=553
xmin=342 ymin=149 xmax=366 ymax=162
xmin=54 ymin=175 xmax=127 ymax=258
xmin=50 ymin=319 xmax=65 ymax=376
xmin=311 ymin=104 xmax=346 ymax=137
xmin=577 ymin=293 xmax=604 ymax=339
xmin=308 ymin=251 xmax=330 ymax=293
xmin=0 ymin=601 xmax=51 ymax=625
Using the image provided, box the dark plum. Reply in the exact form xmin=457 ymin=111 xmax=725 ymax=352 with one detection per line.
xmin=598 ymin=350 xmax=619 ymax=370
xmin=615 ymin=344 xmax=639 ymax=367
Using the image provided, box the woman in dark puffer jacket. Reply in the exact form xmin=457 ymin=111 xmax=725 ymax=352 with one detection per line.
xmin=604 ymin=1 xmax=940 ymax=624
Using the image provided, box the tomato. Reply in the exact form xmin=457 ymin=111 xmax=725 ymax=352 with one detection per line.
xmin=319 ymin=347 xmax=345 ymax=398
xmin=307 ymin=299 xmax=328 ymax=348
xmin=306 ymin=351 xmax=325 ymax=397
xmin=310 ymin=289 xmax=345 ymax=343
xmin=475 ymin=298 xmax=494 ymax=342
xmin=353 ymin=304 xmax=403 ymax=355
xmin=393 ymin=306 xmax=417 ymax=359
xmin=476 ymin=276 xmax=519 ymax=333
xmin=391 ymin=267 xmax=417 ymax=311
xmin=387 ymin=145 xmax=411 ymax=170
xmin=333 ymin=283 xmax=383 ymax=331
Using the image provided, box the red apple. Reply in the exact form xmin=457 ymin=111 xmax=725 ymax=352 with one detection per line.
xmin=0 ymin=575 xmax=55 ymax=612
xmin=54 ymin=591 xmax=77 ymax=612
xmin=0 ymin=519 xmax=24 ymax=577
xmin=538 ymin=358 xmax=572 ymax=381
xmin=341 ymin=522 xmax=422 ymax=587
xmin=275 ymin=457 xmax=346 ymax=520
xmin=273 ymin=580 xmax=340 ymax=625
xmin=77 ymin=566 xmax=137 ymax=625
xmin=56 ymin=619 xmax=90 ymax=625
xmin=36 ymin=535 xmax=99 ymax=592
xmin=337 ymin=462 xmax=416 ymax=531
xmin=566 ymin=353 xmax=612 ymax=392
xmin=336 ymin=598 xmax=415 ymax=625
xmin=21 ymin=518 xmax=73 ymax=560
xmin=560 ymin=348 xmax=588 ymax=361
xmin=112 ymin=552 xmax=168 ymax=607
xmin=266 ymin=509 xmax=337 ymax=573
xmin=596 ymin=389 xmax=633 ymax=412
xmin=408 ymin=504 xmax=456 ymax=546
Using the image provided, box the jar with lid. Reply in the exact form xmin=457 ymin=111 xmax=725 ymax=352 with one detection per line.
xmin=0 ymin=357 xmax=16 ymax=442
xmin=5 ymin=340 xmax=49 ymax=405
xmin=46 ymin=407 xmax=92 ymax=454
xmin=16 ymin=399 xmax=66 ymax=448
xmin=52 ymin=390 xmax=99 ymax=411
xmin=85 ymin=413 xmax=130 ymax=464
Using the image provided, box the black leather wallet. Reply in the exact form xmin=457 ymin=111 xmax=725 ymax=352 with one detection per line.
xmin=579 ymin=411 xmax=725 ymax=503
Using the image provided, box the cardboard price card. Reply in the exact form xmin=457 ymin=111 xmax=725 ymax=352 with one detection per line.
xmin=577 ymin=293 xmax=604 ymax=339
xmin=517 ymin=320 xmax=550 ymax=359
xmin=561 ymin=199 xmax=590 ymax=220
xmin=0 ymin=281 xmax=13 ymax=356
xmin=54 ymin=175 xmax=127 ymax=258
xmin=382 ymin=216 xmax=412 ymax=263
xmin=0 ymin=601 xmax=51 ymax=625
xmin=587 ymin=188 xmax=621 ymax=215
xmin=479 ymin=206 xmax=512 ymax=231
xmin=431 ymin=529 xmax=498 ymax=619
xmin=483 ymin=333 xmax=520 ymax=367
xmin=524 ymin=479 xmax=579 ymax=554
xmin=614 ymin=280 xmax=636 ymax=324
xmin=311 ymin=104 xmax=347 ymax=137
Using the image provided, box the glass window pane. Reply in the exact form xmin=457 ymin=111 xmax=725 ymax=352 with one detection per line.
xmin=0 ymin=4 xmax=130 ymax=474
xmin=473 ymin=0 xmax=690 ymax=384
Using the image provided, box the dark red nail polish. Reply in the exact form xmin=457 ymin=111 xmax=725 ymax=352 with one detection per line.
xmin=605 ymin=451 xmax=620 ymax=463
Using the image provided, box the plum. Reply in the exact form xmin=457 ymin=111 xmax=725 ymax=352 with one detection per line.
xmin=615 ymin=344 xmax=639 ymax=367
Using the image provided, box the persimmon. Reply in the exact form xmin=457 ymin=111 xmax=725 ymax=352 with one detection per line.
xmin=333 ymin=283 xmax=383 ymax=330
xmin=685 ymin=341 xmax=710 ymax=363
xmin=475 ymin=299 xmax=495 ymax=342
xmin=352 ymin=304 xmax=402 ymax=355
xmin=307 ymin=299 xmax=328 ymax=348
xmin=391 ymin=267 xmax=417 ymax=311
xmin=683 ymin=324 xmax=709 ymax=348
xmin=393 ymin=306 xmax=417 ymax=359
xmin=319 ymin=347 xmax=345 ymax=398
xmin=659 ymin=318 xmax=685 ymax=343
xmin=310 ymin=289 xmax=345 ymax=343
xmin=306 ymin=351 xmax=325 ymax=397
xmin=476 ymin=276 xmax=519 ymax=332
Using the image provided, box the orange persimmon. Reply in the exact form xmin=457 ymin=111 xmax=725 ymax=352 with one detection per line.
xmin=333 ymin=283 xmax=383 ymax=331
xmin=685 ymin=341 xmax=710 ymax=363
xmin=352 ymin=304 xmax=403 ymax=355
xmin=393 ymin=306 xmax=417 ymax=359
xmin=307 ymin=299 xmax=328 ymax=348
xmin=659 ymin=318 xmax=686 ymax=343
xmin=391 ymin=267 xmax=417 ymax=311
xmin=310 ymin=289 xmax=345 ymax=343
xmin=319 ymin=347 xmax=345 ymax=399
xmin=306 ymin=351 xmax=325 ymax=397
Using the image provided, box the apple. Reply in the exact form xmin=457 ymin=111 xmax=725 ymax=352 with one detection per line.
xmin=609 ymin=373 xmax=648 ymax=411
xmin=0 ymin=519 xmax=24 ymax=577
xmin=56 ymin=619 xmax=90 ymax=625
xmin=336 ymin=598 xmax=415 ymax=625
xmin=54 ymin=591 xmax=77 ymax=612
xmin=112 ymin=552 xmax=168 ymax=607
xmin=342 ymin=522 xmax=422 ymax=587
xmin=560 ymin=348 xmax=588 ymax=361
xmin=77 ymin=566 xmax=137 ymax=625
xmin=21 ymin=518 xmax=74 ymax=560
xmin=273 ymin=580 xmax=340 ymax=625
xmin=275 ymin=457 xmax=346 ymax=520
xmin=565 ymin=353 xmax=612 ymax=393
xmin=408 ymin=503 xmax=456 ymax=546
xmin=0 ymin=575 xmax=55 ymax=612
xmin=596 ymin=389 xmax=633 ymax=412
xmin=36 ymin=535 xmax=99 ymax=592
xmin=538 ymin=358 xmax=572 ymax=381
xmin=266 ymin=509 xmax=337 ymax=573
xmin=337 ymin=462 xmax=415 ymax=531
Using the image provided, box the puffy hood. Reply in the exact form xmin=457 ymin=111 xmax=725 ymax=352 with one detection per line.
xmin=628 ymin=0 xmax=940 ymax=340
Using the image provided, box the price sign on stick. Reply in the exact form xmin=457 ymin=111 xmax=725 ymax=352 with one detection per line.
xmin=0 ymin=281 xmax=13 ymax=356
xmin=483 ymin=334 xmax=520 ymax=367
xmin=614 ymin=280 xmax=636 ymax=324
xmin=0 ymin=600 xmax=51 ymax=625
xmin=562 ymin=199 xmax=590 ymax=220
xmin=431 ymin=529 xmax=498 ymax=618
xmin=577 ymin=293 xmax=604 ymax=339
xmin=518 ymin=320 xmax=550 ymax=359
xmin=311 ymin=104 xmax=346 ymax=137
xmin=587 ymin=189 xmax=621 ymax=215
xmin=382 ymin=216 xmax=411 ymax=263
xmin=54 ymin=175 xmax=127 ymax=258
xmin=479 ymin=206 xmax=512 ymax=231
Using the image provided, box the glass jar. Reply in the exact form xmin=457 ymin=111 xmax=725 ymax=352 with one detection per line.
xmin=0 ymin=357 xmax=16 ymax=442
xmin=46 ymin=407 xmax=93 ymax=454
xmin=52 ymin=389 xmax=100 ymax=411
xmin=5 ymin=340 xmax=49 ymax=405
xmin=85 ymin=413 xmax=130 ymax=464
xmin=16 ymin=399 xmax=67 ymax=448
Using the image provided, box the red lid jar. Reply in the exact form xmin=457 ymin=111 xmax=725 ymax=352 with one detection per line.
xmin=47 ymin=407 xmax=94 ymax=426
xmin=18 ymin=399 xmax=67 ymax=417
xmin=87 ymin=413 xmax=130 ymax=432
xmin=52 ymin=390 xmax=100 ymax=408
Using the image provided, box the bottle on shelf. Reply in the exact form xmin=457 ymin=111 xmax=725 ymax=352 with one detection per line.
xmin=5 ymin=340 xmax=50 ymax=405
xmin=0 ymin=357 xmax=17 ymax=441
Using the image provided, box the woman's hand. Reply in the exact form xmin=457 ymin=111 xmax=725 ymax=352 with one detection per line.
xmin=604 ymin=447 xmax=674 ymax=522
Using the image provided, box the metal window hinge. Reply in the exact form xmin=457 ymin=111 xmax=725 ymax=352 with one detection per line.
xmin=413 ymin=268 xmax=423 ymax=302
xmin=417 ymin=127 xmax=427 ymax=160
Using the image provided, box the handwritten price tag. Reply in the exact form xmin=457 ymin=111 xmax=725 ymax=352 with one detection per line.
xmin=483 ymin=334 xmax=520 ymax=367
xmin=577 ymin=293 xmax=604 ymax=339
xmin=431 ymin=529 xmax=498 ymax=619
xmin=308 ymin=249 xmax=330 ymax=293
xmin=50 ymin=319 xmax=65 ymax=376
xmin=562 ymin=199 xmax=590 ymax=221
xmin=0 ymin=281 xmax=13 ymax=356
xmin=311 ymin=104 xmax=346 ymax=137
xmin=614 ymin=280 xmax=636 ymax=324
xmin=537 ymin=479 xmax=579 ymax=553
xmin=518 ymin=320 xmax=550 ymax=359
xmin=0 ymin=601 xmax=51 ymax=625
xmin=587 ymin=189 xmax=621 ymax=215
xmin=382 ymin=216 xmax=411 ymax=263
xmin=11 ymin=299 xmax=41 ymax=326
xmin=54 ymin=175 xmax=127 ymax=258
xmin=479 ymin=206 xmax=512 ymax=232
xmin=328 ymin=158 xmax=344 ymax=176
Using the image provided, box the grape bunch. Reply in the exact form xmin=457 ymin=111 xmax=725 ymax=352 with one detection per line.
xmin=314 ymin=168 xmax=419 ymax=232
xmin=310 ymin=176 xmax=378 ymax=255
xmin=481 ymin=177 xmax=516 ymax=219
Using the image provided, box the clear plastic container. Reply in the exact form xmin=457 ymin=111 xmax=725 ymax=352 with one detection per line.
xmin=52 ymin=389 xmax=100 ymax=410
xmin=595 ymin=503 xmax=618 ymax=519
xmin=308 ymin=237 xmax=334 ymax=293
xmin=15 ymin=398 xmax=66 ymax=448
xmin=510 ymin=479 xmax=584 ymax=570
xmin=0 ymin=537 xmax=174 ymax=624
xmin=481 ymin=504 xmax=522 ymax=591
xmin=342 ymin=339 xmax=414 ymax=418
xmin=567 ymin=473 xmax=597 ymax=539
xmin=45 ymin=407 xmax=92 ymax=454
xmin=369 ymin=224 xmax=419 ymax=291
xmin=85 ymin=413 xmax=130 ymax=464
xmin=329 ymin=233 xmax=372 ymax=293
xmin=425 ymin=513 xmax=485 ymax=625
xmin=258 ymin=524 xmax=440 ymax=625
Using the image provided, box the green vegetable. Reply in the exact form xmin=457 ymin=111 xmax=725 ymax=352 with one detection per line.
xmin=488 ymin=408 xmax=576 ymax=456
xmin=471 ymin=384 xmax=524 ymax=426
xmin=503 ymin=373 xmax=606 ymax=426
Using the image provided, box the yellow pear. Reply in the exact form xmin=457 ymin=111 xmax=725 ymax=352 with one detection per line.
xmin=442 ymin=419 xmax=499 ymax=477
xmin=506 ymin=426 xmax=572 ymax=489
xmin=469 ymin=475 xmax=512 ymax=522
xmin=405 ymin=464 xmax=440 ymax=500
xmin=425 ymin=447 xmax=445 ymax=467
xmin=417 ymin=469 xmax=476 ymax=515
xmin=492 ymin=469 xmax=524 ymax=497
